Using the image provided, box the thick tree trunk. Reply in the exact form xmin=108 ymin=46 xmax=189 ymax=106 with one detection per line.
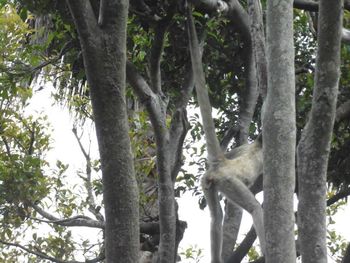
xmin=297 ymin=1 xmax=343 ymax=262
xmin=66 ymin=1 xmax=139 ymax=262
xmin=263 ymin=0 xmax=296 ymax=261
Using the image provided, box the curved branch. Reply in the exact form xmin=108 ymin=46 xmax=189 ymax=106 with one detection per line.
xmin=126 ymin=61 xmax=155 ymax=101
xmin=225 ymin=225 xmax=257 ymax=263
xmin=32 ymin=204 xmax=104 ymax=229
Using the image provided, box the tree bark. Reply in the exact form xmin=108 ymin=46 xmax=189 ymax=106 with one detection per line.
xmin=66 ymin=1 xmax=139 ymax=262
xmin=126 ymin=44 xmax=194 ymax=262
xmin=222 ymin=202 xmax=243 ymax=262
xmin=263 ymin=0 xmax=296 ymax=261
xmin=297 ymin=0 xmax=343 ymax=262
xmin=341 ymin=243 xmax=350 ymax=263
xmin=247 ymin=0 xmax=267 ymax=100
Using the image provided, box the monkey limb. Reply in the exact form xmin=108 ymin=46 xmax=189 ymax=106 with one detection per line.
xmin=186 ymin=5 xmax=265 ymax=262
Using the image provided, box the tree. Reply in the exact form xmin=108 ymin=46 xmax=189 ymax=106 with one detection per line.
xmin=0 ymin=0 xmax=350 ymax=262
xmin=297 ymin=1 xmax=343 ymax=262
xmin=263 ymin=0 xmax=296 ymax=262
xmin=65 ymin=1 xmax=140 ymax=262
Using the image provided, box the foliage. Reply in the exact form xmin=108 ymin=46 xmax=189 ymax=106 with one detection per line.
xmin=0 ymin=0 xmax=349 ymax=262
xmin=180 ymin=245 xmax=204 ymax=263
xmin=326 ymin=196 xmax=348 ymax=262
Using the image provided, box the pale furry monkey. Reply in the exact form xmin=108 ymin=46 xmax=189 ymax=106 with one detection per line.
xmin=186 ymin=5 xmax=265 ymax=263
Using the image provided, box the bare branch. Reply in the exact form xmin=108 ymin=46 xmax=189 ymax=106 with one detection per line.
xmin=149 ymin=11 xmax=174 ymax=93
xmin=293 ymin=0 xmax=350 ymax=44
xmin=32 ymin=203 xmax=104 ymax=229
xmin=336 ymin=100 xmax=350 ymax=123
xmin=293 ymin=0 xmax=318 ymax=11
xmin=226 ymin=225 xmax=257 ymax=263
xmin=72 ymin=127 xmax=104 ymax=221
xmin=220 ymin=126 xmax=239 ymax=151
xmin=247 ymin=0 xmax=267 ymax=99
xmin=126 ymin=61 xmax=155 ymax=101
xmin=186 ymin=4 xmax=224 ymax=162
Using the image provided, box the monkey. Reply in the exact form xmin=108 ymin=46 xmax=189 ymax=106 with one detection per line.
xmin=186 ymin=5 xmax=265 ymax=263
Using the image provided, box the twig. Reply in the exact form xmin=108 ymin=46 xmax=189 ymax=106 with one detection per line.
xmin=0 ymin=239 xmax=104 ymax=263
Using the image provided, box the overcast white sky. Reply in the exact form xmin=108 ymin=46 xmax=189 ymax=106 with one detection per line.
xmin=26 ymin=85 xmax=350 ymax=262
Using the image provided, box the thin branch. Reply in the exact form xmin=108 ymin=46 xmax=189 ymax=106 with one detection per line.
xmin=31 ymin=203 xmax=104 ymax=229
xmin=169 ymin=62 xmax=195 ymax=181
xmin=1 ymin=135 xmax=11 ymax=156
xmin=225 ymin=225 xmax=257 ymax=263
xmin=27 ymin=122 xmax=36 ymax=155
xmin=0 ymin=240 xmax=68 ymax=263
xmin=149 ymin=11 xmax=174 ymax=93
xmin=293 ymin=0 xmax=318 ymax=11
xmin=327 ymin=187 xmax=350 ymax=206
xmin=0 ymin=240 xmax=105 ymax=263
xmin=72 ymin=127 xmax=104 ymax=221
xmin=293 ymin=0 xmax=350 ymax=44
xmin=31 ymin=40 xmax=74 ymax=73
xmin=126 ymin=61 xmax=155 ymax=102
xmin=220 ymin=125 xmax=239 ymax=151
xmin=72 ymin=127 xmax=89 ymax=159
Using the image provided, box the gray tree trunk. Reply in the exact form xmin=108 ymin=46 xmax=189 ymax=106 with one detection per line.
xmin=66 ymin=1 xmax=140 ymax=262
xmin=263 ymin=0 xmax=296 ymax=261
xmin=297 ymin=0 xmax=343 ymax=262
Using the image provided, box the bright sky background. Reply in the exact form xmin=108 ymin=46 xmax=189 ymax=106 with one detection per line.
xmin=26 ymin=85 xmax=350 ymax=262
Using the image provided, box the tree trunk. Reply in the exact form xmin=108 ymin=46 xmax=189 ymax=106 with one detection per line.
xmin=66 ymin=1 xmax=139 ymax=262
xmin=263 ymin=0 xmax=296 ymax=261
xmin=297 ymin=0 xmax=343 ymax=262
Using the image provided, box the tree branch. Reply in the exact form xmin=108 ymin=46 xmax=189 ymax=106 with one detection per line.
xmin=72 ymin=127 xmax=104 ymax=221
xmin=169 ymin=62 xmax=194 ymax=181
xmin=31 ymin=203 xmax=104 ymax=229
xmin=127 ymin=50 xmax=176 ymax=263
xmin=126 ymin=61 xmax=155 ymax=102
xmin=341 ymin=243 xmax=350 ymax=263
xmin=293 ymin=0 xmax=350 ymax=44
xmin=149 ymin=11 xmax=174 ymax=93
xmin=0 ymin=135 xmax=11 ymax=157
xmin=225 ymin=225 xmax=257 ymax=263
xmin=327 ymin=187 xmax=350 ymax=206
xmin=336 ymin=100 xmax=350 ymax=123
xmin=222 ymin=202 xmax=242 ymax=262
xmin=293 ymin=0 xmax=318 ymax=11
xmin=66 ymin=0 xmax=101 ymax=43
xmin=0 ymin=240 xmax=104 ymax=263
